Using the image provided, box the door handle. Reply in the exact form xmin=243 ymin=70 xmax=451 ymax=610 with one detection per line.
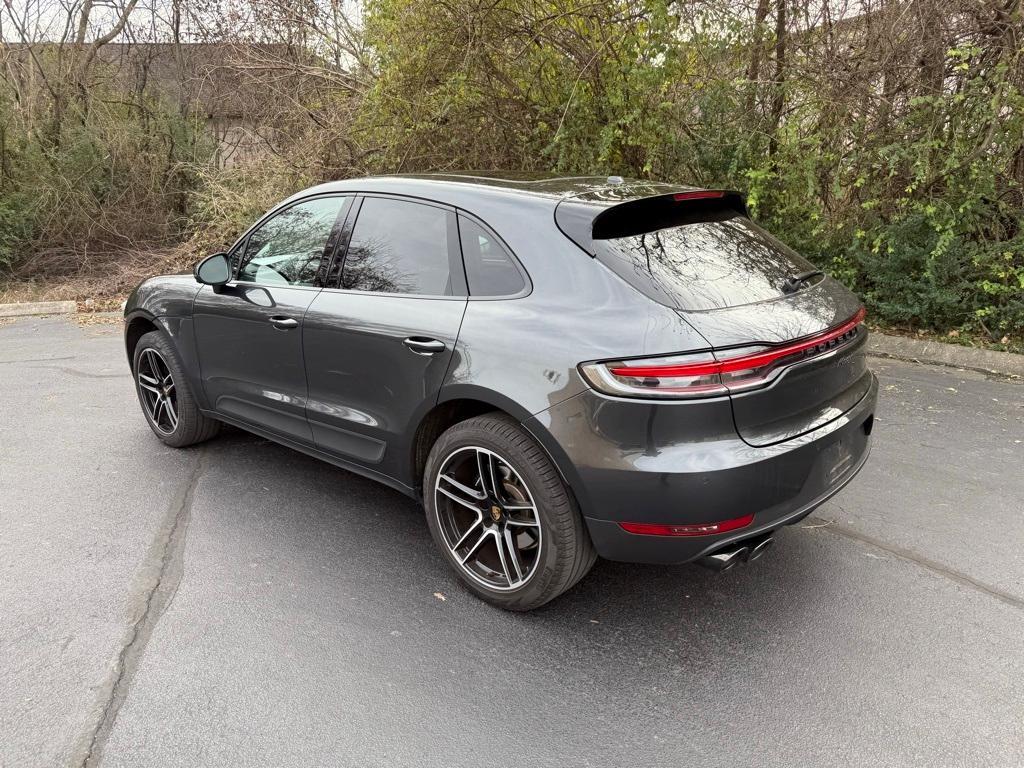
xmin=403 ymin=337 xmax=446 ymax=355
xmin=269 ymin=316 xmax=299 ymax=330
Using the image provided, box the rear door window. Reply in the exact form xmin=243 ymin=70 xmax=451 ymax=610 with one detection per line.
xmin=594 ymin=213 xmax=818 ymax=311
xmin=341 ymin=197 xmax=456 ymax=296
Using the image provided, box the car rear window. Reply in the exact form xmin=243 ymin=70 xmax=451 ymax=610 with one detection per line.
xmin=594 ymin=213 xmax=818 ymax=311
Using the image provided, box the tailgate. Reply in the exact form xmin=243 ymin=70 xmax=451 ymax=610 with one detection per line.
xmin=680 ymin=287 xmax=872 ymax=446
xmin=568 ymin=188 xmax=873 ymax=446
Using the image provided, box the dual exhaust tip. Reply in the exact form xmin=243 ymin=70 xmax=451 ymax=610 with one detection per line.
xmin=698 ymin=535 xmax=774 ymax=572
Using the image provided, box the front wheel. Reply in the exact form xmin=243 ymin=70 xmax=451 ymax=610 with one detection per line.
xmin=133 ymin=330 xmax=220 ymax=448
xmin=423 ymin=413 xmax=596 ymax=611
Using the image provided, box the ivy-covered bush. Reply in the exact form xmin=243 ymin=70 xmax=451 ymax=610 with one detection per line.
xmin=352 ymin=1 xmax=1024 ymax=342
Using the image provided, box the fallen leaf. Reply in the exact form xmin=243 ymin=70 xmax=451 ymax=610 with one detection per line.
xmin=433 ymin=592 xmax=446 ymax=602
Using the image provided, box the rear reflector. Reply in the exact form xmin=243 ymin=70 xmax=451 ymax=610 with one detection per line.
xmin=619 ymin=514 xmax=755 ymax=537
xmin=580 ymin=307 xmax=866 ymax=399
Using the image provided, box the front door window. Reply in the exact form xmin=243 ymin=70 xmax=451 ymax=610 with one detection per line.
xmin=237 ymin=197 xmax=347 ymax=287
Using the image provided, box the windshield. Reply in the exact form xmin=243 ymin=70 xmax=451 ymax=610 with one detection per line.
xmin=594 ymin=213 xmax=819 ymax=311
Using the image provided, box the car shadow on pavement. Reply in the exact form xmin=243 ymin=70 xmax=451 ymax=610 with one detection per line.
xmin=203 ymin=429 xmax=834 ymax=673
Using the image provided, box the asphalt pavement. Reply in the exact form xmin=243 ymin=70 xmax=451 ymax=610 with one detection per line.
xmin=2 ymin=316 xmax=1022 ymax=768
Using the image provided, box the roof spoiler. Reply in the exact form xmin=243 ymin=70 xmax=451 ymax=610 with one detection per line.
xmin=555 ymin=190 xmax=747 ymax=255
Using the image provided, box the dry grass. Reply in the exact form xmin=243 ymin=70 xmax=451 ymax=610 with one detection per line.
xmin=0 ymin=243 xmax=201 ymax=308
xmin=75 ymin=311 xmax=123 ymax=326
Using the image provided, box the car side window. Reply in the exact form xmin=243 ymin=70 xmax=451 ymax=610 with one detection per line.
xmin=341 ymin=197 xmax=454 ymax=295
xmin=458 ymin=216 xmax=525 ymax=297
xmin=236 ymin=197 xmax=346 ymax=287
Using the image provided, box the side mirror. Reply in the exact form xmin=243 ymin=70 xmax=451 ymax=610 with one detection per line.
xmin=194 ymin=252 xmax=231 ymax=286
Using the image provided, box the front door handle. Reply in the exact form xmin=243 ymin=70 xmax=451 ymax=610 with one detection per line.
xmin=403 ymin=337 xmax=446 ymax=355
xmin=269 ymin=316 xmax=299 ymax=330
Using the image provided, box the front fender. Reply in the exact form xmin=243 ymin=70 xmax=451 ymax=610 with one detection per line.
xmin=123 ymin=275 xmax=207 ymax=408
xmin=125 ymin=274 xmax=203 ymax=319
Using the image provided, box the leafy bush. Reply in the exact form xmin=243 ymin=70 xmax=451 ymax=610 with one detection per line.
xmin=351 ymin=1 xmax=1024 ymax=342
xmin=0 ymin=72 xmax=214 ymax=279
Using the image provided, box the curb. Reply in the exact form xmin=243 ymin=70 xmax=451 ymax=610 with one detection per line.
xmin=0 ymin=300 xmax=77 ymax=318
xmin=868 ymin=332 xmax=1024 ymax=379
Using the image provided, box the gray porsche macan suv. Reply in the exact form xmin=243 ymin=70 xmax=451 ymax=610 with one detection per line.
xmin=125 ymin=173 xmax=877 ymax=610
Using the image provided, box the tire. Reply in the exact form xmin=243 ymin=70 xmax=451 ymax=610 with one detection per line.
xmin=133 ymin=330 xmax=220 ymax=448
xmin=423 ymin=413 xmax=596 ymax=611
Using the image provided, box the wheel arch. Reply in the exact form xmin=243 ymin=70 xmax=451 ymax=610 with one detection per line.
xmin=410 ymin=385 xmax=586 ymax=513
xmin=124 ymin=311 xmax=160 ymax=366
xmin=410 ymin=396 xmax=507 ymax=496
xmin=410 ymin=386 xmax=536 ymax=491
xmin=124 ymin=310 xmax=209 ymax=411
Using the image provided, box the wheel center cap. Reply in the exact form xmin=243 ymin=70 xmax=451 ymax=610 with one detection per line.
xmin=489 ymin=505 xmax=502 ymax=523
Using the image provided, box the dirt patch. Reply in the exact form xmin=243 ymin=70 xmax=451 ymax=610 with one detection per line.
xmin=76 ymin=313 xmax=122 ymax=327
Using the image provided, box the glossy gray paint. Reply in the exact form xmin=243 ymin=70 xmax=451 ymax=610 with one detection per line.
xmin=529 ymin=374 xmax=876 ymax=564
xmin=124 ymin=173 xmax=877 ymax=564
xmin=303 ymin=291 xmax=466 ymax=476
xmin=193 ymin=283 xmax=320 ymax=443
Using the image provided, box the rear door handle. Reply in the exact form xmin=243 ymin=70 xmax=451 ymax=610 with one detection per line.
xmin=269 ymin=316 xmax=299 ymax=330
xmin=403 ymin=337 xmax=446 ymax=355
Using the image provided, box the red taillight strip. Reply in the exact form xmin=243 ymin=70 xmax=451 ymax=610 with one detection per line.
xmin=610 ymin=307 xmax=866 ymax=378
xmin=619 ymin=513 xmax=755 ymax=537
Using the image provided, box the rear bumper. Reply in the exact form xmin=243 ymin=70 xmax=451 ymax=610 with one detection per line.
xmin=526 ymin=373 xmax=877 ymax=565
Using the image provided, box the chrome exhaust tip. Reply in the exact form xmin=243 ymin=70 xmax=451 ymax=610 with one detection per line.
xmin=698 ymin=546 xmax=750 ymax=572
xmin=745 ymin=536 xmax=775 ymax=562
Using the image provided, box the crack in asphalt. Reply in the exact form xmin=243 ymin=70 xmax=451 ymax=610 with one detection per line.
xmin=807 ymin=515 xmax=1024 ymax=612
xmin=68 ymin=448 xmax=207 ymax=768
xmin=0 ymin=355 xmax=77 ymax=365
xmin=45 ymin=366 xmax=124 ymax=380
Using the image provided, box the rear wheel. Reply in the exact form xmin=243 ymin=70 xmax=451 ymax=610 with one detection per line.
xmin=424 ymin=413 xmax=596 ymax=610
xmin=133 ymin=330 xmax=220 ymax=448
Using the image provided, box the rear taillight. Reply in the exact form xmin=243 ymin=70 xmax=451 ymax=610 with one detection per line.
xmin=579 ymin=307 xmax=866 ymax=399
